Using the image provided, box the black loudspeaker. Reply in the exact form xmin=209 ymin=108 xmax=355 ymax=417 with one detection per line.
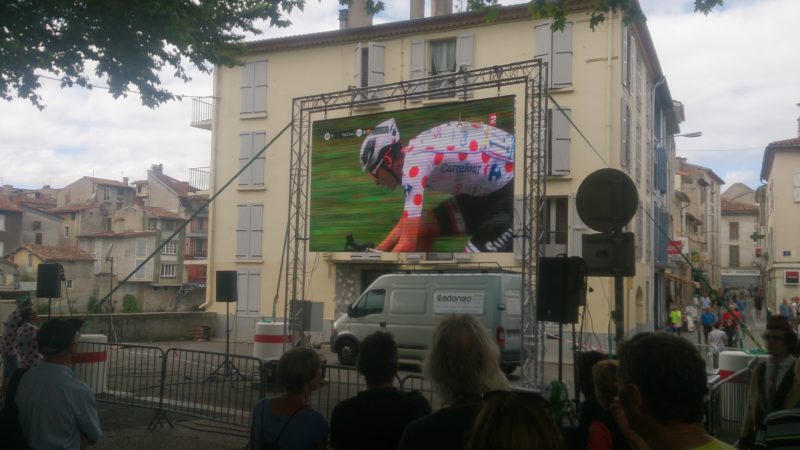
xmin=216 ymin=271 xmax=238 ymax=302
xmin=536 ymin=256 xmax=587 ymax=323
xmin=36 ymin=263 xmax=63 ymax=298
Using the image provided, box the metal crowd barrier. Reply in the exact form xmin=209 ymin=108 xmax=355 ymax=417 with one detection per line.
xmin=72 ymin=343 xmax=445 ymax=433
xmin=159 ymin=348 xmax=264 ymax=428
xmin=706 ymin=366 xmax=752 ymax=444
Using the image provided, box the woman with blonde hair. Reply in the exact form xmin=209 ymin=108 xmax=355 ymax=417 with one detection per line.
xmin=465 ymin=389 xmax=564 ymax=450
xmin=398 ymin=314 xmax=509 ymax=450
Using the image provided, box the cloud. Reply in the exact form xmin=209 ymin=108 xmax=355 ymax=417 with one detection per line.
xmin=0 ymin=0 xmax=796 ymax=192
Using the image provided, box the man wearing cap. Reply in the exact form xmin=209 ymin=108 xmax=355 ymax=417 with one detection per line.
xmin=15 ymin=319 xmax=102 ymax=449
xmin=738 ymin=316 xmax=800 ymax=449
xmin=1 ymin=297 xmax=32 ymax=389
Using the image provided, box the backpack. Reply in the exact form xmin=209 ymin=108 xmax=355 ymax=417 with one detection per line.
xmin=259 ymin=402 xmax=306 ymax=450
xmin=0 ymin=368 xmax=30 ymax=450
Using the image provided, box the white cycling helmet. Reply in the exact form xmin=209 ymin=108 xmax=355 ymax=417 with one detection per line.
xmin=359 ymin=118 xmax=400 ymax=173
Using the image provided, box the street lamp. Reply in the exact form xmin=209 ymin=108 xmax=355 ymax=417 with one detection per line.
xmin=676 ymin=131 xmax=703 ymax=138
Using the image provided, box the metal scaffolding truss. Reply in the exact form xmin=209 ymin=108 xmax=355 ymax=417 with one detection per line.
xmin=285 ymin=60 xmax=549 ymax=387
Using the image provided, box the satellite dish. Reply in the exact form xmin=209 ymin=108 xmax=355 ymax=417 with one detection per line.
xmin=576 ymin=168 xmax=638 ymax=233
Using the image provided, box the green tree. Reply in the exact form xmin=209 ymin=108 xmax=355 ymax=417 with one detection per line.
xmin=2 ymin=0 xmax=718 ymax=109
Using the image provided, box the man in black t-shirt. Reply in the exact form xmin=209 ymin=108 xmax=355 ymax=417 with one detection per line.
xmin=330 ymin=332 xmax=430 ymax=450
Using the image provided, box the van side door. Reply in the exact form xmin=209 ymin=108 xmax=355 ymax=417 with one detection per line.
xmin=349 ymin=288 xmax=387 ymax=341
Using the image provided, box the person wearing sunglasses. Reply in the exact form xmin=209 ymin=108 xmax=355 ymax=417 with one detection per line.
xmin=739 ymin=316 xmax=800 ymax=449
xmin=464 ymin=389 xmax=564 ymax=450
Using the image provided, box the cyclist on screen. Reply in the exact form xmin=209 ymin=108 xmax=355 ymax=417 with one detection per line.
xmin=359 ymin=117 xmax=515 ymax=253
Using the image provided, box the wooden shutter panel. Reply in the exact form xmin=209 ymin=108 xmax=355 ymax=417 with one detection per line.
xmin=621 ymin=25 xmax=628 ymax=89
xmin=250 ymin=204 xmax=263 ymax=258
xmin=253 ymin=61 xmax=267 ymax=113
xmin=636 ymin=124 xmax=642 ymax=182
xmin=534 ymin=23 xmax=552 ymax=84
xmin=240 ymin=62 xmax=254 ymax=114
xmin=409 ymin=40 xmax=425 ymax=98
xmin=368 ymin=42 xmax=385 ymax=87
xmin=551 ymin=107 xmax=571 ymax=176
xmin=620 ymin=98 xmax=628 ymax=169
xmin=247 ymin=270 xmax=261 ymax=314
xmin=354 ymin=43 xmax=363 ymax=88
xmin=239 ymin=133 xmax=252 ymax=186
xmin=252 ymin=132 xmax=266 ymax=186
xmin=456 ymin=33 xmax=474 ymax=70
xmin=236 ymin=205 xmax=250 ymax=258
xmin=552 ymin=22 xmax=572 ymax=87
xmin=236 ymin=270 xmax=249 ymax=313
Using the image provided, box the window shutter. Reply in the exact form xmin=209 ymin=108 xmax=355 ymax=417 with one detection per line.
xmin=236 ymin=205 xmax=250 ymax=258
xmin=636 ymin=124 xmax=642 ymax=182
xmin=552 ymin=22 xmax=572 ymax=87
xmin=236 ymin=270 xmax=249 ymax=313
xmin=551 ymin=107 xmax=571 ymax=176
xmin=354 ymin=43 xmax=363 ymax=88
xmin=409 ymin=40 xmax=426 ymax=97
xmin=570 ymin=194 xmax=587 ymax=258
xmin=794 ymin=172 xmax=800 ymax=202
xmin=253 ymin=61 xmax=267 ymax=113
xmin=240 ymin=63 xmax=254 ymax=114
xmin=250 ymin=204 xmax=263 ymax=258
xmin=621 ymin=25 xmax=629 ymax=89
xmin=239 ymin=133 xmax=253 ymax=186
xmin=534 ymin=23 xmax=552 ymax=84
xmin=631 ymin=37 xmax=637 ymax=97
xmin=646 ymin=137 xmax=652 ymax=192
xmin=456 ymin=33 xmax=474 ymax=71
xmin=247 ymin=270 xmax=261 ymax=314
xmin=620 ymin=98 xmax=628 ymax=169
xmin=368 ymin=42 xmax=385 ymax=87
xmin=252 ymin=132 xmax=266 ymax=186
xmin=656 ymin=147 xmax=667 ymax=193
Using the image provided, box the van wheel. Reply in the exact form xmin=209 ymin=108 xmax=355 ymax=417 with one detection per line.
xmin=501 ymin=364 xmax=518 ymax=376
xmin=337 ymin=339 xmax=358 ymax=366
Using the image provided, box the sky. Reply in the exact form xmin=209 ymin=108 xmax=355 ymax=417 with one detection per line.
xmin=0 ymin=0 xmax=797 ymax=191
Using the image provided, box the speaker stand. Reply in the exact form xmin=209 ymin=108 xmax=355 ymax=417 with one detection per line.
xmin=205 ymin=301 xmax=244 ymax=382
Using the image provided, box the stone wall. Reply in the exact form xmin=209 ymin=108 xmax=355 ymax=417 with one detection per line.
xmin=53 ymin=311 xmax=217 ymax=342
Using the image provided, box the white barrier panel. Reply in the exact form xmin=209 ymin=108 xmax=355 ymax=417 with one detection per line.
xmin=253 ymin=321 xmax=290 ymax=361
xmin=74 ymin=334 xmax=108 ymax=395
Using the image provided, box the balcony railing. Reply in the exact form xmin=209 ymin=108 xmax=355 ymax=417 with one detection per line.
xmin=190 ymin=97 xmax=214 ymax=129
xmin=189 ymin=167 xmax=210 ymax=192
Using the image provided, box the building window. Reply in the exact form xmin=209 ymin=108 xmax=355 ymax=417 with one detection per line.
xmin=160 ymin=264 xmax=176 ymax=278
xmin=135 ymin=238 xmax=147 ymax=257
xmin=547 ymin=108 xmax=571 ymax=176
xmin=635 ymin=124 xmax=642 ymax=182
xmin=534 ymin=21 xmax=573 ymax=88
xmin=27 ymin=253 xmax=32 ymax=268
xmin=0 ymin=214 xmax=5 ymax=231
xmin=355 ymin=42 xmax=385 ymax=91
xmin=163 ymin=240 xmax=178 ymax=255
xmin=148 ymin=218 xmax=158 ymax=230
xmin=63 ymin=226 xmax=69 ymax=237
xmin=134 ymin=260 xmax=146 ymax=279
xmin=622 ymin=25 xmax=633 ymax=91
xmin=729 ymin=222 xmax=739 ymax=240
xmin=163 ymin=221 xmax=176 ymax=231
xmin=66 ymin=279 xmax=73 ymax=289
xmin=241 ymin=60 xmax=267 ymax=114
xmin=621 ymin=100 xmax=631 ymax=171
xmin=35 ymin=233 xmax=42 ymax=245
xmin=70 ymin=212 xmax=76 ymax=220
xmin=541 ymin=197 xmax=568 ymax=256
xmin=239 ymin=132 xmax=267 ymax=187
xmin=196 ymin=218 xmax=206 ymax=232
xmin=104 ymin=218 xmax=111 ymax=231
xmin=729 ymin=245 xmax=740 ymax=267
xmin=32 ymin=221 xmax=41 ymax=230
xmin=117 ymin=188 xmax=125 ymax=196
xmin=236 ymin=204 xmax=263 ymax=259
xmin=409 ymin=33 xmax=473 ymax=98
xmin=103 ymin=188 xmax=111 ymax=201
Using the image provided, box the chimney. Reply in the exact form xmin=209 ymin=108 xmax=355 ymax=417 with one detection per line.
xmin=151 ymin=163 xmax=163 ymax=174
xmin=123 ymin=177 xmax=129 ymax=186
xmin=410 ymin=0 xmax=425 ymax=19
xmin=431 ymin=0 xmax=453 ymax=16
xmin=339 ymin=9 xmax=348 ymax=30
xmin=344 ymin=0 xmax=373 ymax=29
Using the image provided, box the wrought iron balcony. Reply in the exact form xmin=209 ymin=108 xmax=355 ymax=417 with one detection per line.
xmin=190 ymin=97 xmax=214 ymax=130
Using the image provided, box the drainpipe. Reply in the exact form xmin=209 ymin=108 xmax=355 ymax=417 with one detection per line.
xmin=650 ymin=76 xmax=666 ymax=328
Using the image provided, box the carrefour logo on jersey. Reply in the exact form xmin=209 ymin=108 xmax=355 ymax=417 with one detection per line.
xmin=439 ymin=163 xmax=481 ymax=175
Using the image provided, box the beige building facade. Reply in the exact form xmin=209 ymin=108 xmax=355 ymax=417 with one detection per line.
xmin=720 ymin=184 xmax=760 ymax=289
xmin=760 ymin=123 xmax=800 ymax=308
xmin=201 ymin=4 xmax=681 ymax=345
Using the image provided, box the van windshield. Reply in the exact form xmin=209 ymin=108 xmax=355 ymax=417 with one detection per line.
xmin=353 ymin=289 xmax=386 ymax=317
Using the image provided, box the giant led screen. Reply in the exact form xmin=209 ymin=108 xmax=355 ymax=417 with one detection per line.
xmin=310 ymin=95 xmax=516 ymax=253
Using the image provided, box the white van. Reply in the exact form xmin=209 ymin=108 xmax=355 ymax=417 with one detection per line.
xmin=330 ymin=272 xmax=522 ymax=374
